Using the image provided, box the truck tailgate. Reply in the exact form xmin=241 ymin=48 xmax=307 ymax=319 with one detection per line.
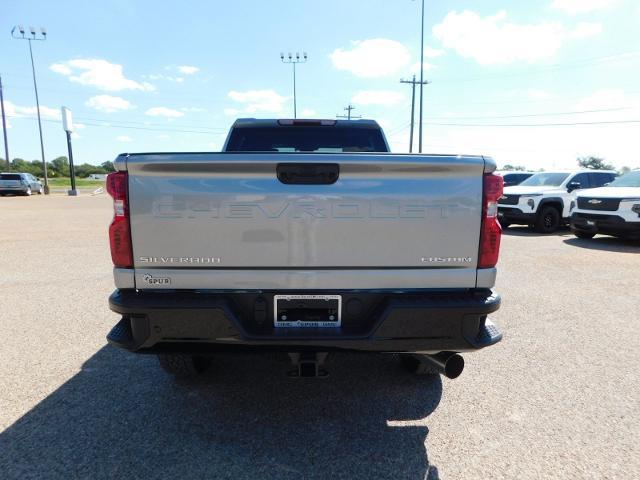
xmin=124 ymin=153 xmax=487 ymax=289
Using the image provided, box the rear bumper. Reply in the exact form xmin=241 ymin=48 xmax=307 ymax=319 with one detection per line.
xmin=0 ymin=187 xmax=28 ymax=194
xmin=571 ymin=212 xmax=640 ymax=238
xmin=107 ymin=289 xmax=502 ymax=354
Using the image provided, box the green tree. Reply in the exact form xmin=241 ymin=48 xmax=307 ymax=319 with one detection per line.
xmin=11 ymin=158 xmax=36 ymax=175
xmin=577 ymin=156 xmax=614 ymax=170
xmin=502 ymin=164 xmax=527 ymax=171
xmin=100 ymin=161 xmax=116 ymax=172
xmin=75 ymin=163 xmax=107 ymax=177
xmin=51 ymin=156 xmax=70 ymax=177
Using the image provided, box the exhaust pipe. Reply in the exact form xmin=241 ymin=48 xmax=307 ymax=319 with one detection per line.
xmin=421 ymin=352 xmax=465 ymax=379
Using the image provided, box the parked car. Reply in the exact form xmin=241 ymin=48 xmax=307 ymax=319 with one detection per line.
xmin=87 ymin=174 xmax=107 ymax=180
xmin=496 ymin=170 xmax=534 ymax=187
xmin=105 ymin=118 xmax=504 ymax=380
xmin=0 ymin=172 xmax=44 ymax=196
xmin=498 ymin=170 xmax=618 ymax=233
xmin=571 ymin=169 xmax=640 ymax=239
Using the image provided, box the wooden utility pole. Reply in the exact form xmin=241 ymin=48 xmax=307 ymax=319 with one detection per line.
xmin=400 ymin=76 xmax=429 ymax=153
xmin=337 ymin=104 xmax=361 ymax=120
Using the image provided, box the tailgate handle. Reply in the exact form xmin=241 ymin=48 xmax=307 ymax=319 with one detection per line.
xmin=277 ymin=163 xmax=339 ymax=185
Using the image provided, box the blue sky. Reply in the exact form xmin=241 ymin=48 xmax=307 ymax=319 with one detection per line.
xmin=2 ymin=0 xmax=640 ymax=169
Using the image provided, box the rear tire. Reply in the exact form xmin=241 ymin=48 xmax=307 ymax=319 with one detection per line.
xmin=399 ymin=354 xmax=440 ymax=376
xmin=534 ymin=206 xmax=560 ymax=233
xmin=24 ymin=187 xmax=32 ymax=196
xmin=573 ymin=230 xmax=595 ymax=239
xmin=157 ymin=354 xmax=211 ymax=377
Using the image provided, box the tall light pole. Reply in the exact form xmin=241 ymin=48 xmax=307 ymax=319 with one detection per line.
xmin=280 ymin=51 xmax=307 ymax=119
xmin=61 ymin=107 xmax=77 ymax=196
xmin=0 ymin=75 xmax=9 ymax=169
xmin=418 ymin=0 xmax=425 ymax=153
xmin=11 ymin=25 xmax=49 ymax=194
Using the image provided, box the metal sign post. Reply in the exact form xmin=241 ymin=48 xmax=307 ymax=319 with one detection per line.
xmin=61 ymin=106 xmax=77 ymax=196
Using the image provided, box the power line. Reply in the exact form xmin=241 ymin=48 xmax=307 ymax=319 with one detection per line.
xmin=7 ymin=115 xmax=229 ymax=135
xmin=386 ymin=122 xmax=412 ymax=138
xmin=425 ymin=107 xmax=629 ymax=121
xmin=430 ymin=50 xmax=640 ymax=84
xmin=71 ymin=115 xmax=227 ymax=131
xmin=424 ymin=119 xmax=640 ymax=127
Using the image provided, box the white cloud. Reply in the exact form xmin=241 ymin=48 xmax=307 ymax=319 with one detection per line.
xmin=575 ymin=89 xmax=627 ymax=110
xmin=570 ymin=22 xmax=602 ymax=38
xmin=528 ymin=89 xmax=554 ymax=100
xmin=50 ymin=59 xmax=155 ymax=92
xmin=330 ymin=39 xmax=411 ymax=78
xmin=224 ymin=108 xmax=241 ymax=116
xmin=177 ymin=65 xmax=199 ymax=75
xmin=145 ymin=73 xmax=184 ymax=83
xmin=352 ymin=90 xmax=404 ymax=106
xmin=75 ymin=123 xmax=86 ymax=130
xmin=85 ymin=95 xmax=134 ymax=113
xmin=552 ymin=0 xmax=616 ymax=14
xmin=145 ymin=107 xmax=185 ymax=118
xmin=301 ymin=109 xmax=316 ymax=117
xmin=228 ymin=90 xmax=287 ymax=113
xmin=424 ymin=47 xmax=445 ymax=59
xmin=157 ymin=134 xmax=170 ymax=140
xmin=410 ymin=61 xmax=436 ymax=74
xmin=50 ymin=63 xmax=72 ymax=75
xmin=433 ymin=10 xmax=567 ymax=64
xmin=180 ymin=107 xmax=207 ymax=112
xmin=4 ymin=101 xmax=59 ymax=120
xmin=116 ymin=135 xmax=133 ymax=142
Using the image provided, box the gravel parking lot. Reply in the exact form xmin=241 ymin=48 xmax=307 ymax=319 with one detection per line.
xmin=1 ymin=195 xmax=638 ymax=479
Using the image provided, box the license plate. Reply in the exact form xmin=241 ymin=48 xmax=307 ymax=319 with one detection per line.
xmin=274 ymin=295 xmax=341 ymax=328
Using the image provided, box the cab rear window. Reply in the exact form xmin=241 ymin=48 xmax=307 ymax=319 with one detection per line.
xmin=225 ymin=126 xmax=388 ymax=153
xmin=0 ymin=174 xmax=22 ymax=180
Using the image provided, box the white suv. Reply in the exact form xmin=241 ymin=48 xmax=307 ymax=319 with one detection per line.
xmin=571 ymin=169 xmax=640 ymax=240
xmin=497 ymin=170 xmax=618 ymax=233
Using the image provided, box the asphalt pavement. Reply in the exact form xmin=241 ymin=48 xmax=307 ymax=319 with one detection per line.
xmin=0 ymin=194 xmax=638 ymax=479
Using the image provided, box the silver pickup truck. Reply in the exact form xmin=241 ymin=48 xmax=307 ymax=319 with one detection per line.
xmin=106 ymin=119 xmax=503 ymax=378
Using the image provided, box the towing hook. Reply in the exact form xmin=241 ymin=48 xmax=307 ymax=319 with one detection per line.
xmin=287 ymin=352 xmax=329 ymax=378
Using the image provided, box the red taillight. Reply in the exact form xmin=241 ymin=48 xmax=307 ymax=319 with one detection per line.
xmin=478 ymin=173 xmax=504 ymax=268
xmin=106 ymin=171 xmax=133 ymax=268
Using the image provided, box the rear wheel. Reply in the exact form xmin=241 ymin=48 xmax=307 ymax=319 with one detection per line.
xmin=573 ymin=230 xmax=595 ymax=239
xmin=534 ymin=206 xmax=560 ymax=233
xmin=24 ymin=187 xmax=32 ymax=196
xmin=157 ymin=354 xmax=211 ymax=377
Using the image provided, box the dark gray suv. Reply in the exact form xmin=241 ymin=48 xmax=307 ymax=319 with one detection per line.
xmin=0 ymin=173 xmax=44 ymax=196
